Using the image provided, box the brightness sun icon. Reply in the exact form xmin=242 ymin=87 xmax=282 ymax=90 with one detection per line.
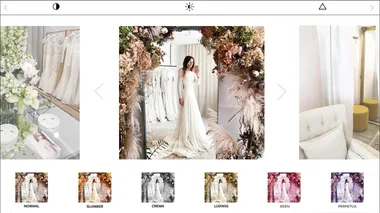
xmin=186 ymin=2 xmax=194 ymax=11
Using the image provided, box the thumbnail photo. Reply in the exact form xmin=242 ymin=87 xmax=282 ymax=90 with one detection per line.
xmin=1 ymin=26 xmax=80 ymax=159
xmin=15 ymin=172 xmax=48 ymax=203
xmin=299 ymin=25 xmax=379 ymax=160
xmin=78 ymin=172 xmax=112 ymax=203
xmin=204 ymin=172 xmax=238 ymax=203
xmin=267 ymin=172 xmax=301 ymax=203
xmin=141 ymin=172 xmax=175 ymax=203
xmin=331 ymin=172 xmax=364 ymax=203
xmin=119 ymin=26 xmax=265 ymax=160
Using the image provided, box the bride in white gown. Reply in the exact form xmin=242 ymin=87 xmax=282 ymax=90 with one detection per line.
xmin=90 ymin=179 xmax=100 ymax=202
xmin=278 ymin=179 xmax=290 ymax=203
xmin=163 ymin=56 xmax=210 ymax=158
xmin=152 ymin=179 xmax=164 ymax=202
xmin=28 ymin=179 xmax=37 ymax=203
xmin=217 ymin=179 xmax=227 ymax=203
xmin=342 ymin=179 xmax=353 ymax=203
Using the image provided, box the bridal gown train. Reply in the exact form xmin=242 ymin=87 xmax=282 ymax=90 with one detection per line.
xmin=162 ymin=69 xmax=210 ymax=158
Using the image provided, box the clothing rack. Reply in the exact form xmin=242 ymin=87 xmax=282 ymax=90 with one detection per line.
xmin=39 ymin=29 xmax=80 ymax=119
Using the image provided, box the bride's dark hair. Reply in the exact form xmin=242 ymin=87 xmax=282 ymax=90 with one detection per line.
xmin=182 ymin=56 xmax=195 ymax=76
xmin=29 ymin=179 xmax=33 ymax=183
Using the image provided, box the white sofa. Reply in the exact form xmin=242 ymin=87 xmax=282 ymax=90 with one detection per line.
xmin=299 ymin=104 xmax=379 ymax=159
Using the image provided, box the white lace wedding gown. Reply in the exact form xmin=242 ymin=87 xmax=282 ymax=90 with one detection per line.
xmin=217 ymin=182 xmax=226 ymax=203
xmin=153 ymin=182 xmax=163 ymax=202
xmin=162 ymin=69 xmax=210 ymax=158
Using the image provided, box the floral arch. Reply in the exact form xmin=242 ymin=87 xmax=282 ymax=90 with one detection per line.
xmin=119 ymin=26 xmax=265 ymax=159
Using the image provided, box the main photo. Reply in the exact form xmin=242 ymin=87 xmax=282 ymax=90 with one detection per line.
xmin=119 ymin=26 xmax=265 ymax=159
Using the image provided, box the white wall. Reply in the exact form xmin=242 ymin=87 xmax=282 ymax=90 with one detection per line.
xmin=171 ymin=44 xmax=186 ymax=68
xmin=299 ymin=26 xmax=323 ymax=113
xmin=217 ymin=75 xmax=241 ymax=140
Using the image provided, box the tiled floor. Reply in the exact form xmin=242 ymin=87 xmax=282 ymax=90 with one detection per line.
xmin=353 ymin=123 xmax=380 ymax=151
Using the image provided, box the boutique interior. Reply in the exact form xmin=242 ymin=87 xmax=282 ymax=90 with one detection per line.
xmin=299 ymin=25 xmax=379 ymax=160
xmin=0 ymin=26 xmax=80 ymax=159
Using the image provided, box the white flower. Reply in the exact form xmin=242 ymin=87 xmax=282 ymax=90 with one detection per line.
xmin=31 ymin=98 xmax=39 ymax=109
xmin=160 ymin=27 xmax=168 ymax=34
xmin=21 ymin=61 xmax=39 ymax=78
xmin=5 ymin=94 xmax=19 ymax=103
xmin=253 ymin=71 xmax=259 ymax=77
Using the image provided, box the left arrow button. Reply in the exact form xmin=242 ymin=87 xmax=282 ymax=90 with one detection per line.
xmin=4 ymin=5 xmax=8 ymax=11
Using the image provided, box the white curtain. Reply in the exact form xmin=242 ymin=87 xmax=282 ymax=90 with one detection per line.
xmin=353 ymin=27 xmax=362 ymax=105
xmin=27 ymin=26 xmax=44 ymax=72
xmin=186 ymin=44 xmax=218 ymax=117
xmin=317 ymin=26 xmax=355 ymax=140
xmin=363 ymin=29 xmax=380 ymax=118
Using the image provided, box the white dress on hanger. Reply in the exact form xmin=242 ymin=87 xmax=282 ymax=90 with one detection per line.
xmin=162 ymin=69 xmax=176 ymax=121
xmin=53 ymin=35 xmax=73 ymax=99
xmin=62 ymin=37 xmax=80 ymax=105
xmin=45 ymin=36 xmax=64 ymax=94
xmin=169 ymin=69 xmax=179 ymax=118
xmin=153 ymin=71 xmax=166 ymax=122
xmin=39 ymin=39 xmax=55 ymax=91
xmin=162 ymin=69 xmax=210 ymax=158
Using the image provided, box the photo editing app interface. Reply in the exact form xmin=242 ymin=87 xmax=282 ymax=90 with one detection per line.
xmin=0 ymin=1 xmax=379 ymax=213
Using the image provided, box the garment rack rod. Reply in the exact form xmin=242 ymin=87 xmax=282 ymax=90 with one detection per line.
xmin=160 ymin=65 xmax=177 ymax=67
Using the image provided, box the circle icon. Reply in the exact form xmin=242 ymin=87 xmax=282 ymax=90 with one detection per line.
xmin=52 ymin=3 xmax=60 ymax=10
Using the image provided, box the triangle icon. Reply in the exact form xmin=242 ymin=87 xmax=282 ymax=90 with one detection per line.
xmin=319 ymin=3 xmax=327 ymax=10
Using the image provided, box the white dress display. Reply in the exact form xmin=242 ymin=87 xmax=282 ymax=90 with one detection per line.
xmin=153 ymin=181 xmax=163 ymax=202
xmin=217 ymin=182 xmax=226 ymax=203
xmin=152 ymin=71 xmax=167 ymax=122
xmin=39 ymin=37 xmax=57 ymax=91
xmin=278 ymin=182 xmax=290 ymax=202
xmin=163 ymin=69 xmax=210 ymax=158
xmin=342 ymin=182 xmax=353 ymax=203
xmin=53 ymin=34 xmax=74 ymax=99
xmin=45 ymin=39 xmax=64 ymax=94
xmin=62 ymin=36 xmax=80 ymax=105
xmin=28 ymin=182 xmax=37 ymax=203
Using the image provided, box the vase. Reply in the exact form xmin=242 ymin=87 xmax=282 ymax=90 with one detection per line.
xmin=17 ymin=101 xmax=27 ymax=126
xmin=0 ymin=96 xmax=17 ymax=125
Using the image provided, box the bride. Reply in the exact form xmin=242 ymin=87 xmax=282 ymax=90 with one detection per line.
xmin=217 ymin=179 xmax=226 ymax=203
xmin=152 ymin=179 xmax=163 ymax=202
xmin=90 ymin=179 xmax=100 ymax=202
xmin=164 ymin=56 xmax=210 ymax=158
xmin=341 ymin=179 xmax=353 ymax=203
xmin=28 ymin=179 xmax=37 ymax=203
xmin=278 ymin=179 xmax=290 ymax=203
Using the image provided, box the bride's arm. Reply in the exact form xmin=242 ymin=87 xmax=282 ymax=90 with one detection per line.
xmin=178 ymin=69 xmax=183 ymax=98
